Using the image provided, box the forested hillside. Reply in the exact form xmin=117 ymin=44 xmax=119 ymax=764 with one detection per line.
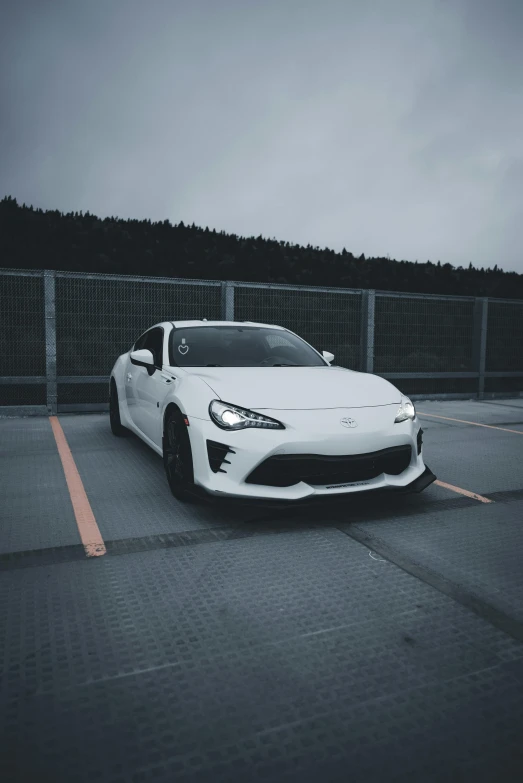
xmin=1 ymin=195 xmax=522 ymax=298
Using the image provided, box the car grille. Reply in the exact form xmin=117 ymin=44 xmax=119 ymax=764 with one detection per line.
xmin=245 ymin=445 xmax=412 ymax=487
xmin=207 ymin=440 xmax=236 ymax=474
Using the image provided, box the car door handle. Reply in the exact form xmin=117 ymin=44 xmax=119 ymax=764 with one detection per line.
xmin=126 ymin=373 xmax=132 ymax=382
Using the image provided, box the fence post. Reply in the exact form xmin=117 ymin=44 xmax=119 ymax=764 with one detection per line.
xmin=473 ymin=297 xmax=488 ymax=400
xmin=44 ymin=270 xmax=57 ymax=415
xmin=221 ymin=280 xmax=235 ymax=321
xmin=360 ymin=289 xmax=375 ymax=373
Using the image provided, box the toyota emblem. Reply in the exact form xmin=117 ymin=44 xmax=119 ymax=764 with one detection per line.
xmin=340 ymin=417 xmax=358 ymax=428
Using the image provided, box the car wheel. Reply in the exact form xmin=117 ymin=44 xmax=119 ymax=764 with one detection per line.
xmin=163 ymin=409 xmax=196 ymax=502
xmin=109 ymin=381 xmax=128 ymax=436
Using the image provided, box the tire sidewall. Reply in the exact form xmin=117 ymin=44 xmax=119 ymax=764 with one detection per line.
xmin=164 ymin=410 xmax=195 ymax=500
xmin=110 ymin=381 xmax=126 ymax=436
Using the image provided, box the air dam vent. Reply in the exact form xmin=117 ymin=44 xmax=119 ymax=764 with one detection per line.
xmin=207 ymin=440 xmax=236 ymax=474
xmin=417 ymin=428 xmax=423 ymax=455
xmin=246 ymin=445 xmax=412 ymax=488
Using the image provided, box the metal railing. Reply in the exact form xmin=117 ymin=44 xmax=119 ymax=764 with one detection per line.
xmin=1 ymin=268 xmax=522 ymax=415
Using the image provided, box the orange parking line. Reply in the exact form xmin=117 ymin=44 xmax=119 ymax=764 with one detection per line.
xmin=434 ymin=479 xmax=493 ymax=504
xmin=49 ymin=416 xmax=106 ymax=557
xmin=418 ymin=411 xmax=523 ymax=435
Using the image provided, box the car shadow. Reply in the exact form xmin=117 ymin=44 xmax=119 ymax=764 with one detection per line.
xmin=204 ymin=490 xmax=436 ymax=529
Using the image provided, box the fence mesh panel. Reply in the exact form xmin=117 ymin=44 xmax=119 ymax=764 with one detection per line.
xmin=58 ymin=383 xmax=109 ymax=406
xmin=396 ymin=378 xmax=479 ymax=397
xmin=0 ymin=384 xmax=47 ymax=406
xmin=374 ymin=295 xmax=476 ymax=375
xmin=485 ymin=377 xmax=523 ymax=393
xmin=0 ymin=273 xmax=46 ymax=376
xmin=234 ymin=285 xmax=362 ymax=369
xmin=486 ymin=301 xmax=523 ymax=372
xmin=55 ymin=274 xmax=222 ymax=381
xmin=0 ymin=273 xmax=46 ymax=406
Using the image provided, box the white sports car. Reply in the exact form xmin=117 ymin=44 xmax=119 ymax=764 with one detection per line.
xmin=109 ymin=320 xmax=436 ymax=504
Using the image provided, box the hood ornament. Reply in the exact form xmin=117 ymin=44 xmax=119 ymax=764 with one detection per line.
xmin=340 ymin=417 xmax=358 ymax=428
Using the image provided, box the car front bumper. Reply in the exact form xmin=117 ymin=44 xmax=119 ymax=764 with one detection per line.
xmin=186 ymin=405 xmax=435 ymax=503
xmin=187 ymin=464 xmax=437 ymax=508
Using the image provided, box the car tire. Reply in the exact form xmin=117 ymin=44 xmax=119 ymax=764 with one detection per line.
xmin=109 ymin=381 xmax=128 ymax=437
xmin=163 ymin=409 xmax=197 ymax=502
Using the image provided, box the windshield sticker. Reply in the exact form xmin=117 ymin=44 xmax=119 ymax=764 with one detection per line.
xmin=178 ymin=338 xmax=189 ymax=355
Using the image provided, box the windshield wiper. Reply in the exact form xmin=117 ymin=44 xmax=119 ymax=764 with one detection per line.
xmin=205 ymin=364 xmax=223 ymax=366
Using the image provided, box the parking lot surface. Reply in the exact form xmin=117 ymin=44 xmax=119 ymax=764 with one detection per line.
xmin=1 ymin=399 xmax=523 ymax=783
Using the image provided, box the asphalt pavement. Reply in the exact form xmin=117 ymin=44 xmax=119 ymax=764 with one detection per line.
xmin=1 ymin=399 xmax=523 ymax=783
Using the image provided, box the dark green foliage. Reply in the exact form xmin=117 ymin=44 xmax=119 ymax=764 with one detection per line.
xmin=1 ymin=195 xmax=522 ymax=298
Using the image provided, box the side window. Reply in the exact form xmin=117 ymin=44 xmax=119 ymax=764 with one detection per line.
xmin=143 ymin=328 xmax=164 ymax=367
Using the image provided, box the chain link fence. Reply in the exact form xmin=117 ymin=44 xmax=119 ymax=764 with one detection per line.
xmin=373 ymin=293 xmax=480 ymax=397
xmin=234 ymin=283 xmax=362 ymax=371
xmin=1 ymin=268 xmax=522 ymax=413
xmin=374 ymin=294 xmax=476 ymax=373
xmin=0 ymin=271 xmax=47 ymax=407
xmin=55 ymin=274 xmax=222 ymax=377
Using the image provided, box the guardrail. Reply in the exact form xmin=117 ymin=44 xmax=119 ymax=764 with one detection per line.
xmin=1 ymin=268 xmax=522 ymax=414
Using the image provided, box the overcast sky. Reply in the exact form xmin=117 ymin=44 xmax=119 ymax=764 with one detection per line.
xmin=2 ymin=0 xmax=522 ymax=272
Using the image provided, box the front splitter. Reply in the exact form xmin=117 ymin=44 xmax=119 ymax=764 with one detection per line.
xmin=185 ymin=465 xmax=437 ymax=510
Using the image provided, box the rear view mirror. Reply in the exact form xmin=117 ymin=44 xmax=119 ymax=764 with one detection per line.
xmin=322 ymin=350 xmax=334 ymax=364
xmin=130 ymin=349 xmax=155 ymax=368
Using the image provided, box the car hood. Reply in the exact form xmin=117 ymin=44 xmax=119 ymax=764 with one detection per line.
xmin=179 ymin=366 xmax=401 ymax=409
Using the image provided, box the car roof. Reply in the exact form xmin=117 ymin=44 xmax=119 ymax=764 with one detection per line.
xmin=169 ymin=320 xmax=286 ymax=330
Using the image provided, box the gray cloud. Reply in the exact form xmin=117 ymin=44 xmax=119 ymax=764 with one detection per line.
xmin=1 ymin=0 xmax=522 ymax=272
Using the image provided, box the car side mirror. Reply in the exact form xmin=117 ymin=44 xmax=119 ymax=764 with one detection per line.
xmin=322 ymin=350 xmax=334 ymax=364
xmin=130 ymin=348 xmax=155 ymax=368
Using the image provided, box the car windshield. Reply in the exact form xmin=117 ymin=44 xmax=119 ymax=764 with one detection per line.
xmin=169 ymin=326 xmax=327 ymax=367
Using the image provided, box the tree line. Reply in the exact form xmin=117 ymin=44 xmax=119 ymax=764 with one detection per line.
xmin=1 ymin=195 xmax=522 ymax=298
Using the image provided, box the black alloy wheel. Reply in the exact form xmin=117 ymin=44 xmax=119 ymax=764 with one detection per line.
xmin=163 ymin=409 xmax=196 ymax=502
xmin=109 ymin=381 xmax=128 ymax=436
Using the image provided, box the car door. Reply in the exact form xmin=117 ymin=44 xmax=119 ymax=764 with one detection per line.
xmin=125 ymin=327 xmax=171 ymax=447
xmin=124 ymin=329 xmax=149 ymax=429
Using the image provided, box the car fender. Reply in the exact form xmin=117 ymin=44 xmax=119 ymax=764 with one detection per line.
xmin=110 ymin=354 xmax=132 ymax=421
xmin=160 ymin=372 xmax=216 ymax=431
xmin=369 ymin=373 xmax=403 ymax=399
xmin=110 ymin=354 xmax=128 ymax=392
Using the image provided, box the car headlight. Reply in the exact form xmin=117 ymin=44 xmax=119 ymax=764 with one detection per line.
xmin=209 ymin=400 xmax=285 ymax=430
xmin=394 ymin=396 xmax=416 ymax=423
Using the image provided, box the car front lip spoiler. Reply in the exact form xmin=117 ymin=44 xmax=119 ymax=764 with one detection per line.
xmin=186 ymin=465 xmax=437 ymax=509
xmin=383 ymin=464 xmax=437 ymax=494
